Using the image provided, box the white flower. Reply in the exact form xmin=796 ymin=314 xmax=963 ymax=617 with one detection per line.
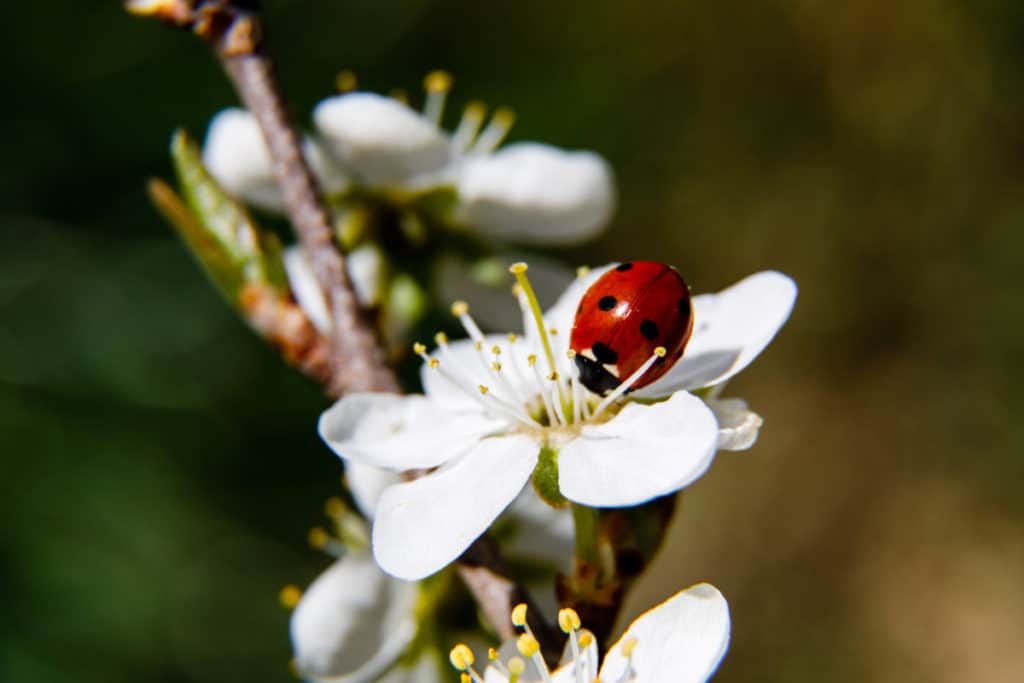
xmin=452 ymin=583 xmax=730 ymax=683
xmin=289 ymin=465 xmax=441 ymax=683
xmin=283 ymin=243 xmax=386 ymax=335
xmin=202 ymin=74 xmax=615 ymax=245
xmin=319 ymin=263 xmax=796 ymax=580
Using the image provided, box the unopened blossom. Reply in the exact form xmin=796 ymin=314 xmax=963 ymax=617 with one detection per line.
xmin=202 ymin=74 xmax=615 ymax=245
xmin=451 ymin=583 xmax=730 ymax=683
xmin=319 ymin=262 xmax=796 ymax=580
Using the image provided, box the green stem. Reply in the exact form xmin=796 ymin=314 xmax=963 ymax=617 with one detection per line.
xmin=571 ymin=503 xmax=600 ymax=566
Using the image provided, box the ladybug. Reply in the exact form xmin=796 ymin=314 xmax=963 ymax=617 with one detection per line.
xmin=570 ymin=261 xmax=694 ymax=396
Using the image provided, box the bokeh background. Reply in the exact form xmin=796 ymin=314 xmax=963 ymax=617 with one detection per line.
xmin=3 ymin=1 xmax=1024 ymax=681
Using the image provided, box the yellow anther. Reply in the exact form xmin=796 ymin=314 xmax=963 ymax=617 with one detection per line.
xmin=449 ymin=643 xmax=475 ymax=671
xmin=324 ymin=496 xmax=346 ymax=518
xmin=509 ymin=262 xmax=528 ymax=275
xmin=424 ymin=70 xmax=453 ymax=93
xmin=548 ymin=371 xmax=560 ymax=381
xmin=413 ymin=342 xmax=427 ymax=355
xmin=478 ymin=385 xmax=490 ymax=395
xmin=491 ymin=345 xmax=502 ymax=355
xmin=428 ymin=358 xmax=440 ymax=369
xmin=451 ymin=301 xmax=469 ymax=317
xmin=507 ymin=333 xmax=518 ymax=343
xmin=654 ymin=346 xmax=667 ymax=357
xmin=435 ymin=331 xmax=449 ymax=345
xmin=578 ymin=631 xmax=594 ymax=649
xmin=278 ymin=584 xmax=302 ymax=609
xmin=492 ymin=106 xmax=516 ymax=128
xmin=576 ymin=265 xmax=591 ymax=279
xmin=516 ymin=633 xmax=540 ymax=658
xmin=474 ymin=341 xmax=483 ymax=351
xmin=511 ymin=602 xmax=529 ymax=627
xmin=508 ymin=657 xmax=526 ymax=675
xmin=621 ymin=636 xmax=639 ymax=658
xmin=460 ymin=674 xmax=471 ymax=683
xmin=549 ymin=328 xmax=558 ymax=336
xmin=567 ymin=349 xmax=577 ymax=359
xmin=491 ymin=362 xmax=502 ymax=372
xmin=488 ymin=647 xmax=499 ymax=661
xmin=527 ymin=354 xmax=538 ymax=367
xmin=307 ymin=527 xmax=329 ymax=549
xmin=558 ymin=608 xmax=582 ymax=633
xmin=335 ymin=69 xmax=357 ymax=93
xmin=464 ymin=99 xmax=486 ymax=119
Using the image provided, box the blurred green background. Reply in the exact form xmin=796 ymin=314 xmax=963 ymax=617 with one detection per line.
xmin=3 ymin=1 xmax=1024 ymax=681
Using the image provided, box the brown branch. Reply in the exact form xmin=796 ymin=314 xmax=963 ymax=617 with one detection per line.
xmin=128 ymin=0 xmax=562 ymax=661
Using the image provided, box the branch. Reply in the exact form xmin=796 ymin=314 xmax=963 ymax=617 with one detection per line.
xmin=129 ymin=0 xmax=561 ymax=660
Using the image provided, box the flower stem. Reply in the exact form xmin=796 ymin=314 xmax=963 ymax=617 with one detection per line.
xmin=571 ymin=503 xmax=599 ymax=566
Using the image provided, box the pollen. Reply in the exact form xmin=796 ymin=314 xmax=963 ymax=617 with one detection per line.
xmin=567 ymin=349 xmax=577 ymax=359
xmin=424 ymin=69 xmax=453 ymax=93
xmin=508 ymin=657 xmax=525 ymax=674
xmin=492 ymin=106 xmax=516 ymax=128
xmin=621 ymin=636 xmax=639 ymax=658
xmin=307 ymin=526 xmax=329 ymax=549
xmin=507 ymin=333 xmax=518 ymax=343
xmin=449 ymin=643 xmax=475 ymax=671
xmin=278 ymin=584 xmax=302 ymax=609
xmin=558 ymin=608 xmax=582 ymax=633
xmin=335 ymin=69 xmax=357 ymax=93
xmin=511 ymin=602 xmax=528 ymax=627
xmin=488 ymin=648 xmax=499 ymax=661
xmin=451 ymin=301 xmax=470 ymax=317
xmin=324 ymin=496 xmax=346 ymax=518
xmin=527 ymin=354 xmax=537 ymax=367
xmin=428 ymin=358 xmax=440 ymax=369
xmin=654 ymin=346 xmax=667 ymax=357
xmin=491 ymin=345 xmax=502 ymax=355
xmin=435 ymin=331 xmax=449 ymax=345
xmin=491 ymin=362 xmax=502 ymax=372
xmin=576 ymin=265 xmax=591 ymax=279
xmin=413 ymin=342 xmax=427 ymax=355
xmin=508 ymin=262 xmax=528 ymax=275
xmin=478 ymin=385 xmax=490 ymax=395
xmin=578 ymin=631 xmax=594 ymax=649
xmin=548 ymin=371 xmax=560 ymax=381
xmin=516 ymin=633 xmax=540 ymax=658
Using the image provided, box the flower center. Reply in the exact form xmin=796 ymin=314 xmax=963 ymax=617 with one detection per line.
xmin=414 ymin=263 xmax=667 ymax=439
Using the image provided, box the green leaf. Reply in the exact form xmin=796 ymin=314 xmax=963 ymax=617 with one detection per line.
xmin=156 ymin=129 xmax=288 ymax=302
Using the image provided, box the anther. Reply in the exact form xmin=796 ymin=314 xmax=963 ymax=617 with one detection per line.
xmin=511 ymin=603 xmax=528 ymax=627
xmin=449 ymin=643 xmax=475 ymax=671
xmin=478 ymin=385 xmax=489 ymax=395
xmin=576 ymin=265 xmax=591 ymax=279
xmin=451 ymin=301 xmax=469 ymax=317
xmin=413 ymin=342 xmax=427 ymax=355
xmin=558 ymin=608 xmax=582 ymax=633
xmin=527 ymin=355 xmax=537 ymax=366
xmin=488 ymin=648 xmax=499 ymax=661
xmin=308 ymin=527 xmax=329 ymax=550
xmin=424 ymin=70 xmax=453 ymax=93
xmin=324 ymin=496 xmax=346 ymax=518
xmin=491 ymin=345 xmax=502 ymax=355
xmin=548 ymin=371 xmax=560 ymax=381
xmin=516 ymin=633 xmax=539 ymax=658
xmin=335 ymin=69 xmax=357 ymax=93
xmin=423 ymin=70 xmax=453 ymax=125
xmin=473 ymin=106 xmax=516 ymax=152
xmin=622 ymin=636 xmax=639 ymax=657
xmin=428 ymin=358 xmax=439 ymax=369
xmin=509 ymin=262 xmax=528 ymax=275
xmin=567 ymin=349 xmax=577 ymax=359
xmin=507 ymin=333 xmax=518 ymax=343
xmin=435 ymin=331 xmax=449 ymax=345
xmin=278 ymin=585 xmax=302 ymax=609
xmin=491 ymin=362 xmax=502 ymax=372
xmin=578 ymin=632 xmax=594 ymax=649
xmin=508 ymin=658 xmax=525 ymax=674
xmin=453 ymin=100 xmax=487 ymax=151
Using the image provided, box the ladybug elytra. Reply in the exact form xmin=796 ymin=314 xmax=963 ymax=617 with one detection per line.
xmin=570 ymin=261 xmax=694 ymax=395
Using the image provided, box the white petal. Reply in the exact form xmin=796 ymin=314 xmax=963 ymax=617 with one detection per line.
xmin=202 ymin=108 xmax=283 ymax=212
xmin=346 ymin=243 xmax=386 ymax=308
xmin=638 ymin=271 xmax=797 ymax=396
xmin=290 ymin=554 xmax=418 ymax=683
xmin=345 ymin=463 xmax=402 ymax=520
xmin=283 ymin=246 xmax=331 ymax=334
xmin=708 ymin=398 xmax=763 ymax=451
xmin=599 ymin=583 xmax=730 ymax=683
xmin=203 ymin=109 xmax=347 ymax=213
xmin=557 ymin=391 xmax=719 ymax=507
xmin=457 ymin=143 xmax=615 ymax=245
xmin=314 ymin=93 xmax=452 ymax=188
xmin=372 ymin=434 xmax=538 ymax=580
xmin=319 ymin=393 xmax=503 ymax=471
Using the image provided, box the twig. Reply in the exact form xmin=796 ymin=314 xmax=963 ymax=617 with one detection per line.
xmin=128 ymin=0 xmax=561 ymax=660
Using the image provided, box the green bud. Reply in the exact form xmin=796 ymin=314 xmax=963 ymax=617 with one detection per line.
xmin=532 ymin=446 xmax=568 ymax=508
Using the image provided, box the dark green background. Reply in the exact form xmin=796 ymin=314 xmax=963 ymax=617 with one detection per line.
xmin=3 ymin=1 xmax=1024 ymax=681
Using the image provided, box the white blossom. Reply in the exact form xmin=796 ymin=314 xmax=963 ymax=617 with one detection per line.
xmin=452 ymin=583 xmax=730 ymax=683
xmin=319 ymin=263 xmax=796 ymax=580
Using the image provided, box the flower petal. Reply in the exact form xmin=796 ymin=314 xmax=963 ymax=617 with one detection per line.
xmin=420 ymin=334 xmax=539 ymax=414
xmin=319 ymin=393 xmax=503 ymax=471
xmin=283 ymin=246 xmax=331 ymax=334
xmin=557 ymin=391 xmax=719 ymax=507
xmin=638 ymin=271 xmax=797 ymax=396
xmin=345 ymin=463 xmax=402 ymax=520
xmin=598 ymin=583 xmax=730 ymax=683
xmin=457 ymin=143 xmax=615 ymax=245
xmin=290 ymin=553 xmax=419 ymax=683
xmin=314 ymin=93 xmax=452 ymax=188
xmin=708 ymin=397 xmax=763 ymax=451
xmin=203 ymin=108 xmax=347 ymax=212
xmin=372 ymin=434 xmax=538 ymax=580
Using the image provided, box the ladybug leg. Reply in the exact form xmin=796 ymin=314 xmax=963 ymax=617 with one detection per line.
xmin=573 ymin=354 xmax=622 ymax=396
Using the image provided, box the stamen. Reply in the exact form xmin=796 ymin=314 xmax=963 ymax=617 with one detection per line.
xmin=278 ymin=585 xmax=302 ymax=609
xmin=531 ymin=360 xmax=560 ymax=427
xmin=558 ymin=608 xmax=582 ymax=633
xmin=324 ymin=496 xmax=346 ymax=519
xmin=451 ymin=301 xmax=485 ymax=342
xmin=422 ymin=70 xmax=452 ymax=124
xmin=576 ymin=265 xmax=591 ymax=279
xmin=508 ymin=657 xmax=525 ymax=683
xmin=452 ymin=100 xmax=487 ymax=151
xmin=335 ymin=69 xmax=357 ymax=93
xmin=307 ymin=526 xmax=345 ymax=558
xmin=568 ymin=350 xmax=583 ymax=425
xmin=449 ymin=643 xmax=484 ymax=683
xmin=511 ymin=603 xmax=528 ymax=627
xmin=516 ymin=633 xmax=552 ymax=683
xmin=509 ymin=264 xmax=559 ymax=387
xmin=473 ymin=106 xmax=516 ymax=153
xmin=590 ymin=347 xmax=667 ymax=422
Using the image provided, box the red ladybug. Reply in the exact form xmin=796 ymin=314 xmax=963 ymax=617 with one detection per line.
xmin=570 ymin=261 xmax=694 ymax=395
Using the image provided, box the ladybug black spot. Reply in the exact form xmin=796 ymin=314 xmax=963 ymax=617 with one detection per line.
xmin=678 ymin=297 xmax=691 ymax=316
xmin=616 ymin=262 xmax=633 ymax=271
xmin=598 ymin=295 xmax=617 ymax=311
xmin=640 ymin=319 xmax=659 ymax=340
xmin=592 ymin=341 xmax=619 ymax=365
